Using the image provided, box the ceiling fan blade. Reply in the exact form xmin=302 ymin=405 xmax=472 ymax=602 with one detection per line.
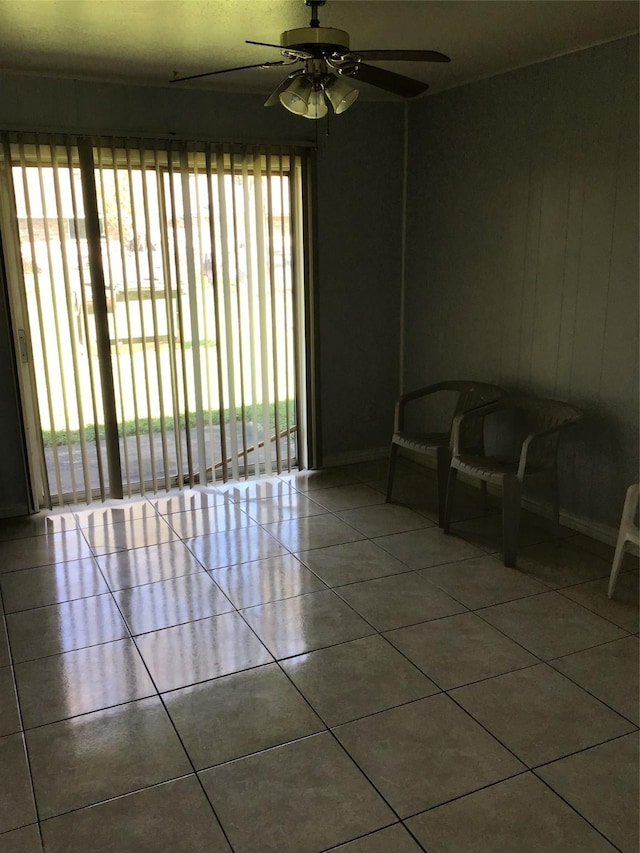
xmin=245 ymin=39 xmax=284 ymax=50
xmin=171 ymin=60 xmax=286 ymax=83
xmin=246 ymin=40 xmax=312 ymax=59
xmin=349 ymin=49 xmax=450 ymax=63
xmin=350 ymin=63 xmax=428 ymax=97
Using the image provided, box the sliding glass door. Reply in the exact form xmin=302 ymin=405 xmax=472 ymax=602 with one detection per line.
xmin=0 ymin=135 xmax=309 ymax=506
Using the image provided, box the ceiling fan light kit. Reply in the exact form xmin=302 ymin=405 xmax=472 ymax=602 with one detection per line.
xmin=170 ymin=0 xmax=450 ymax=120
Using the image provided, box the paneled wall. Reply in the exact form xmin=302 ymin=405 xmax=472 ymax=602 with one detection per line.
xmin=405 ymin=36 xmax=639 ymax=528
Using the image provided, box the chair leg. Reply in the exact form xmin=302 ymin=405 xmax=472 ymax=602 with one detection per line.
xmin=551 ymin=470 xmax=560 ymax=546
xmin=608 ymin=535 xmax=627 ymax=599
xmin=608 ymin=484 xmax=640 ymax=598
xmin=480 ymin=480 xmax=489 ymax=513
xmin=386 ymin=444 xmax=399 ymax=502
xmin=502 ymin=476 xmax=522 ymax=568
xmin=443 ymin=467 xmax=458 ymax=533
xmin=436 ymin=445 xmax=451 ymax=529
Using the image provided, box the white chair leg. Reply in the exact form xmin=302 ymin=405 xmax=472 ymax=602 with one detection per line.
xmin=608 ymin=484 xmax=640 ymax=599
xmin=608 ymin=535 xmax=627 ymax=599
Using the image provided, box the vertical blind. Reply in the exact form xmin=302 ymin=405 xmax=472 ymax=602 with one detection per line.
xmin=0 ymin=134 xmax=308 ymax=506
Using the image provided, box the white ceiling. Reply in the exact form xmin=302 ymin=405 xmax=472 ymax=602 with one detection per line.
xmin=0 ymin=0 xmax=637 ymax=100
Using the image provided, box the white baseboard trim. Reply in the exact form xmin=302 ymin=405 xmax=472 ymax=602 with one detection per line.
xmin=323 ymin=447 xmax=389 ymax=467
xmin=397 ymin=448 xmax=630 ymax=550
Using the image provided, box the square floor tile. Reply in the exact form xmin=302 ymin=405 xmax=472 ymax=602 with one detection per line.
xmin=98 ymin=540 xmax=204 ymax=590
xmin=74 ymin=499 xmax=159 ymax=529
xmin=281 ymin=469 xmax=362 ymax=492
xmin=149 ymin=488 xmax=231 ymax=514
xmin=449 ymin=513 xmax=563 ymax=554
xmin=135 ymin=611 xmax=273 ymax=692
xmin=164 ymin=663 xmax=323 ymax=769
xmin=298 ymin=540 xmax=409 ymax=587
xmin=7 ymin=594 xmax=128 ymax=663
xmin=375 ymin=527 xmax=485 ymax=569
xmin=263 ymin=515 xmax=364 ymax=552
xmin=378 ymin=469 xmax=439 ymax=504
xmin=0 ymin=531 xmax=92 ymax=574
xmin=568 ymin=533 xmax=639 ymax=570
xmin=450 ymin=664 xmax=634 ymax=767
xmin=0 ymin=666 xmax=20 ymax=735
xmin=0 ymin=823 xmax=43 ymax=853
xmin=343 ymin=458 xmax=395 ymax=481
xmin=82 ymin=516 xmax=177 ymax=555
xmin=309 ymin=485 xmax=387 ymax=512
xmin=550 ymin=636 xmax=639 ymax=724
xmin=407 ymin=772 xmax=617 ymax=852
xmin=559 ymin=573 xmax=639 ymax=633
xmin=513 ymin=541 xmax=612 ymax=588
xmin=216 ymin=477 xmax=295 ymax=502
xmin=336 ymin=504 xmax=434 ymax=538
xmin=0 ymin=511 xmax=76 ymax=541
xmin=334 ymin=694 xmax=523 ymax=816
xmin=26 ymin=696 xmax=191 ymax=818
xmin=478 ymin=591 xmax=628 ymax=659
xmin=114 ymin=571 xmax=233 ymax=635
xmin=0 ymin=558 xmax=110 ymax=613
xmin=187 ymin=526 xmax=285 ymax=570
xmin=210 ymin=553 xmax=325 ymax=609
xmin=537 ymin=733 xmax=639 ymax=853
xmin=41 ymin=775 xmax=231 ymax=853
xmin=241 ymin=493 xmax=327 ymax=524
xmin=241 ymin=589 xmax=374 ymax=659
xmin=330 ymin=824 xmax=423 ymax=852
xmin=281 ymin=635 xmax=439 ymax=726
xmin=14 ymin=639 xmax=156 ymax=728
xmin=336 ymin=573 xmax=466 ymax=631
xmin=420 ymin=554 xmax=548 ymax=609
xmin=0 ymin=733 xmax=37 ymax=832
xmin=384 ymin=612 xmax=538 ymax=690
xmin=199 ymin=731 xmax=394 ymax=853
xmin=164 ymin=504 xmax=253 ymax=538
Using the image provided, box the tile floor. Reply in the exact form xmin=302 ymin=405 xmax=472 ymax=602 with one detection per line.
xmin=0 ymin=459 xmax=638 ymax=853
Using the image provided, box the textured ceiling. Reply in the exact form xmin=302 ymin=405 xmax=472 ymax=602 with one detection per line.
xmin=0 ymin=0 xmax=637 ymax=100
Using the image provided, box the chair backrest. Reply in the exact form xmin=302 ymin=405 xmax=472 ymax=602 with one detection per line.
xmin=450 ymin=382 xmax=503 ymax=449
xmin=511 ymin=397 xmax=583 ymax=470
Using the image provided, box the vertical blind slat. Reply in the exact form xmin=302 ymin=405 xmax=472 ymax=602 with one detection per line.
xmin=2 ymin=136 xmax=304 ymax=503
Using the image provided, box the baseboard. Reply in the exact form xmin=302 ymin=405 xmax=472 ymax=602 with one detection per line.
xmin=397 ymin=448 xmax=631 ymax=550
xmin=323 ymin=447 xmax=389 ymax=467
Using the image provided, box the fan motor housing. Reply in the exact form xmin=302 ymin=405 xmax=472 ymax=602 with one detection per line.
xmin=281 ymin=26 xmax=350 ymax=53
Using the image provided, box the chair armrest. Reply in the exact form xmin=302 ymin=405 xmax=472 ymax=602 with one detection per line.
xmin=450 ymin=400 xmax=507 ymax=456
xmin=516 ymin=421 xmax=578 ymax=479
xmin=394 ymin=385 xmax=445 ymax=432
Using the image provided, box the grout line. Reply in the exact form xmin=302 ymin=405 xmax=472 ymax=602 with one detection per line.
xmin=0 ymin=474 xmax=637 ymax=849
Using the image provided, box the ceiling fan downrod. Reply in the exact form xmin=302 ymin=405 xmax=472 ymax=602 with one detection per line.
xmin=306 ymin=0 xmax=327 ymax=28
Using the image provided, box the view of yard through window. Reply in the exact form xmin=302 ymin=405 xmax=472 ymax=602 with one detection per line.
xmin=8 ymin=142 xmax=302 ymax=503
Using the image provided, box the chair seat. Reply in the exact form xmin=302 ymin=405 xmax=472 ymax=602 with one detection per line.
xmin=453 ymin=455 xmax=519 ymax=483
xmin=392 ymin=431 xmax=450 ymax=454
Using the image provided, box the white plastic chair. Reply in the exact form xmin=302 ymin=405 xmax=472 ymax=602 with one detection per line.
xmin=608 ymin=483 xmax=639 ymax=598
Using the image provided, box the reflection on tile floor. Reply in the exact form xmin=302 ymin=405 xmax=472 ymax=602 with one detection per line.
xmin=0 ymin=462 xmax=637 ymax=852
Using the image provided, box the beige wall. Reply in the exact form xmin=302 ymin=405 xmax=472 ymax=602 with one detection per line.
xmin=404 ymin=36 xmax=639 ymax=528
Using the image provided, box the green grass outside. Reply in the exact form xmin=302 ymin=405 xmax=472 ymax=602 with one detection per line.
xmin=42 ymin=401 xmax=296 ymax=448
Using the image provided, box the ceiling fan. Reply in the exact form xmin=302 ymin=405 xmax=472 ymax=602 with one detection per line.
xmin=170 ymin=0 xmax=450 ymax=119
